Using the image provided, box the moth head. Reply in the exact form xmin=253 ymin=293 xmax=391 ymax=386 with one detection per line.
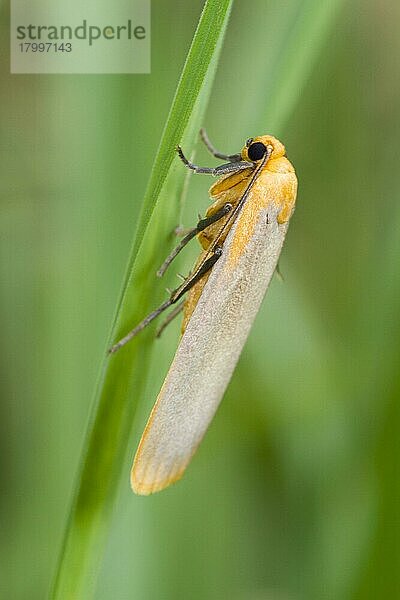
xmin=241 ymin=135 xmax=285 ymax=163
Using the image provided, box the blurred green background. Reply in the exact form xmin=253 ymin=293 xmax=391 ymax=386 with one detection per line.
xmin=1 ymin=0 xmax=400 ymax=598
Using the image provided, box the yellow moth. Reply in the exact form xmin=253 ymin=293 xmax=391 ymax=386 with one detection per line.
xmin=110 ymin=130 xmax=298 ymax=495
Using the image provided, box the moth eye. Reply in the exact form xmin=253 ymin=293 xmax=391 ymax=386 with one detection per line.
xmin=247 ymin=142 xmax=267 ymax=161
xmin=246 ymin=138 xmax=253 ymax=147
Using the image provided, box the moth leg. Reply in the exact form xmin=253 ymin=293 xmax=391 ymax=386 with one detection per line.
xmin=155 ymin=300 xmax=185 ymax=338
xmin=199 ymin=128 xmax=241 ymax=162
xmin=109 ymin=298 xmax=173 ymax=353
xmin=171 ymin=246 xmax=222 ymax=303
xmin=275 ymin=262 xmax=284 ymax=282
xmin=157 ymin=203 xmax=232 ymax=277
xmin=174 ymin=225 xmax=194 ymax=237
xmin=110 ymin=247 xmax=222 ymax=354
xmin=177 ymin=146 xmax=254 ymax=176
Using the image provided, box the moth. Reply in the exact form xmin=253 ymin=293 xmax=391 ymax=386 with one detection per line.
xmin=110 ymin=130 xmax=298 ymax=494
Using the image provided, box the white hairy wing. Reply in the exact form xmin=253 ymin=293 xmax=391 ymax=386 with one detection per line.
xmin=131 ymin=202 xmax=289 ymax=494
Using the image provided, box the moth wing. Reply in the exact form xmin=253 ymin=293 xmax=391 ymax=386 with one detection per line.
xmin=131 ymin=203 xmax=289 ymax=495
